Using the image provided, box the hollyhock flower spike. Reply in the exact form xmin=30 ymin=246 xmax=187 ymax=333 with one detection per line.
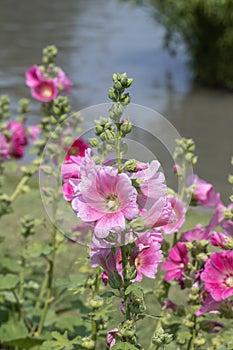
xmin=161 ymin=242 xmax=188 ymax=282
xmin=7 ymin=121 xmax=28 ymax=158
xmin=201 ymin=251 xmax=233 ymax=301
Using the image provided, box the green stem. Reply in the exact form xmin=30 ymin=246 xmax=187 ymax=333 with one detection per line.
xmin=187 ymin=315 xmax=197 ymax=350
xmin=9 ymin=175 xmax=30 ymax=202
xmin=116 ymin=123 xmax=121 ymax=172
xmin=19 ymin=237 xmax=28 ymax=301
xmin=120 ymin=243 xmax=131 ymax=321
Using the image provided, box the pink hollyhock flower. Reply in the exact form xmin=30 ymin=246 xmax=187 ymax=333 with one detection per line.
xmin=90 ymin=248 xmax=119 ymax=277
xmin=129 ymin=232 xmax=163 ymax=282
xmin=101 ymin=271 xmax=108 ymax=286
xmin=161 ymin=242 xmax=188 ymax=282
xmin=106 ymin=328 xmax=119 ymax=348
xmin=62 ymin=155 xmax=83 ymax=182
xmin=201 ymin=251 xmax=233 ymax=301
xmin=161 ymin=195 xmax=185 ymax=234
xmin=25 ymin=65 xmax=43 ymax=87
xmin=64 ymin=138 xmax=89 ymax=160
xmin=54 ymin=68 xmax=73 ymax=93
xmin=207 ymin=194 xmax=233 ymax=237
xmin=142 ymin=197 xmax=175 ymax=230
xmin=31 ymin=79 xmax=58 ymax=102
xmin=189 ymin=175 xmax=217 ymax=207
xmin=72 ymin=152 xmax=139 ymax=239
xmin=132 ymin=160 xmax=166 ymax=209
xmin=7 ymin=121 xmax=28 ymax=158
xmin=181 ymin=224 xmax=210 ymax=242
xmin=0 ymin=133 xmax=9 ymax=160
xmin=162 ymin=298 xmax=177 ymax=311
xmin=62 ymin=182 xmax=74 ymax=202
xmin=27 ymin=124 xmax=41 ymax=141
xmin=173 ymin=163 xmax=181 ymax=173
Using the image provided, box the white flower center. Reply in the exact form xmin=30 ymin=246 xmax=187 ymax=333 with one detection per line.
xmin=107 ymin=195 xmax=120 ymax=212
xmin=42 ymin=87 xmax=52 ymax=98
xmin=226 ymin=276 xmax=233 ymax=287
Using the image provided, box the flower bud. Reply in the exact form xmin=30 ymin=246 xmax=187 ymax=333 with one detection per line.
xmin=121 ymin=119 xmax=132 ymax=136
xmin=88 ymin=138 xmax=99 ymax=147
xmin=123 ymin=160 xmax=137 ymax=172
xmin=89 ymin=297 xmax=104 ymax=309
xmin=108 ymin=271 xmax=123 ymax=289
xmin=119 ymin=320 xmax=136 ymax=339
xmin=94 ymin=124 xmax=104 ymax=135
xmin=81 ymin=338 xmax=95 ymax=349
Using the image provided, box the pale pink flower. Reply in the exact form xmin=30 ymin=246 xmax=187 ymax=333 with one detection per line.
xmin=142 ymin=197 xmax=175 ymax=230
xmin=207 ymin=194 xmax=233 ymax=237
xmin=90 ymin=248 xmax=119 ymax=277
xmin=27 ymin=124 xmax=41 ymax=141
xmin=161 ymin=242 xmax=188 ymax=282
xmin=31 ymin=79 xmax=58 ymax=102
xmin=130 ymin=232 xmax=163 ymax=282
xmin=161 ymin=195 xmax=185 ymax=234
xmin=25 ymin=65 xmax=43 ymax=87
xmin=54 ymin=68 xmax=73 ymax=93
xmin=181 ymin=224 xmax=210 ymax=242
xmin=201 ymin=251 xmax=233 ymax=301
xmin=196 ymin=294 xmax=223 ymax=316
xmin=72 ymin=154 xmax=139 ymax=239
xmin=0 ymin=133 xmax=9 ymax=160
xmin=189 ymin=175 xmax=217 ymax=207
xmin=7 ymin=121 xmax=28 ymax=158
xmin=106 ymin=328 xmax=119 ymax=348
xmin=132 ymin=160 xmax=166 ymax=209
xmin=62 ymin=155 xmax=83 ymax=182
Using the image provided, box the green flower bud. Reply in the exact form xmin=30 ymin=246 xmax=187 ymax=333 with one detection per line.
xmin=123 ymin=160 xmax=137 ymax=172
xmin=108 ymin=87 xmax=118 ymax=101
xmin=81 ymin=337 xmax=95 ymax=350
xmin=88 ymin=138 xmax=99 ymax=147
xmin=99 ymin=130 xmax=115 ymax=142
xmin=94 ymin=124 xmax=104 ymax=135
xmin=89 ymin=297 xmax=104 ymax=309
xmin=108 ymin=271 xmax=123 ymax=289
xmin=152 ymin=327 xmax=173 ymax=346
xmin=121 ymin=119 xmax=133 ymax=135
xmin=120 ymin=320 xmax=136 ymax=339
xmin=194 ymin=335 xmax=206 ymax=347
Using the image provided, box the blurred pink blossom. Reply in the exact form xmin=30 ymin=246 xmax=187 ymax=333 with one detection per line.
xmin=161 ymin=242 xmax=188 ymax=282
xmin=161 ymin=195 xmax=185 ymax=234
xmin=189 ymin=174 xmax=217 ymax=207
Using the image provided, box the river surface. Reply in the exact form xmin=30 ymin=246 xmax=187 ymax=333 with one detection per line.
xmin=0 ymin=0 xmax=232 ymax=201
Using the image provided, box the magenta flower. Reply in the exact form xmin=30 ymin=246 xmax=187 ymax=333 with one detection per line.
xmin=189 ymin=175 xmax=217 ymax=207
xmin=25 ymin=65 xmax=43 ymax=87
xmin=181 ymin=224 xmax=210 ymax=242
xmin=210 ymin=231 xmax=229 ymax=248
xmin=72 ymin=153 xmax=139 ymax=239
xmin=196 ymin=294 xmax=223 ymax=316
xmin=64 ymin=138 xmax=89 ymax=160
xmin=201 ymin=251 xmax=233 ymax=301
xmin=133 ymin=160 xmax=166 ymax=209
xmin=90 ymin=247 xmax=119 ymax=277
xmin=7 ymin=121 xmax=28 ymax=158
xmin=31 ymin=79 xmax=58 ymax=102
xmin=162 ymin=298 xmax=177 ymax=311
xmin=161 ymin=242 xmax=188 ymax=282
xmin=0 ymin=133 xmax=9 ymax=160
xmin=130 ymin=232 xmax=163 ymax=282
xmin=161 ymin=195 xmax=185 ymax=234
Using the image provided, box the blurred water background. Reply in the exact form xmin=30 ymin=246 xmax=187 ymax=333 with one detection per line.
xmin=0 ymin=0 xmax=232 ymax=201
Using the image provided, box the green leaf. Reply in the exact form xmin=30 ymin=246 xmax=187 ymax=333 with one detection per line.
xmin=0 ymin=274 xmax=20 ymax=290
xmin=40 ymin=331 xmax=81 ymax=350
xmin=125 ymin=284 xmax=143 ymax=298
xmin=177 ymin=330 xmax=191 ymax=345
xmin=5 ymin=337 xmax=44 ymax=349
xmin=0 ymin=318 xmax=28 ymax=342
xmin=0 ymin=256 xmax=22 ymax=273
xmin=27 ymin=241 xmax=53 ymax=257
xmin=112 ymin=342 xmax=138 ymax=350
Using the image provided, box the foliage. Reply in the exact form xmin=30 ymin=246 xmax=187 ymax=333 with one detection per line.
xmin=150 ymin=0 xmax=233 ymax=89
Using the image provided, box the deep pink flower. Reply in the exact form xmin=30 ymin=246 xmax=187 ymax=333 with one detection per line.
xmin=130 ymin=232 xmax=163 ymax=282
xmin=161 ymin=195 xmax=185 ymax=234
xmin=173 ymin=163 xmax=181 ymax=173
xmin=64 ymin=138 xmax=89 ymax=160
xmin=201 ymin=251 xmax=233 ymax=301
xmin=132 ymin=160 xmax=166 ymax=209
xmin=31 ymin=79 xmax=58 ymax=102
xmin=54 ymin=68 xmax=73 ymax=93
xmin=25 ymin=65 xmax=43 ymax=87
xmin=0 ymin=133 xmax=9 ymax=160
xmin=162 ymin=298 xmax=177 ymax=311
xmin=7 ymin=121 xmax=28 ymax=158
xmin=181 ymin=224 xmax=210 ymax=242
xmin=161 ymin=242 xmax=188 ymax=282
xmin=72 ymin=153 xmax=139 ymax=239
xmin=101 ymin=271 xmax=108 ymax=286
xmin=189 ymin=175 xmax=217 ymax=207
xmin=62 ymin=182 xmax=74 ymax=202
xmin=27 ymin=124 xmax=41 ymax=141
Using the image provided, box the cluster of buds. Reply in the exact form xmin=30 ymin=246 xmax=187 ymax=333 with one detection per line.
xmin=108 ymin=72 xmax=133 ymax=104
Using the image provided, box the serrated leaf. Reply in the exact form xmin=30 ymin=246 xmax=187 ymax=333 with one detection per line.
xmin=40 ymin=331 xmax=80 ymax=350
xmin=177 ymin=330 xmax=191 ymax=345
xmin=0 ymin=318 xmax=28 ymax=342
xmin=125 ymin=284 xmax=143 ymax=298
xmin=112 ymin=342 xmax=138 ymax=350
xmin=0 ymin=274 xmax=20 ymax=290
